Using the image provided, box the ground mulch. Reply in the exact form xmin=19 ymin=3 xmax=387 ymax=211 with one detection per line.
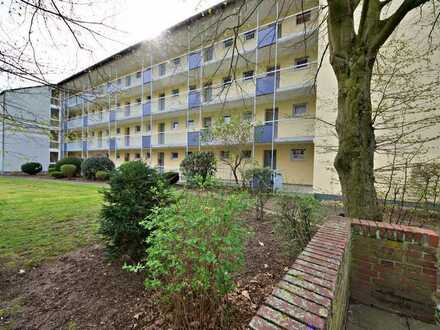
xmin=0 ymin=214 xmax=295 ymax=330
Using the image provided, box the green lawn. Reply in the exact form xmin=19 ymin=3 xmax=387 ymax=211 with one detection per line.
xmin=0 ymin=177 xmax=103 ymax=268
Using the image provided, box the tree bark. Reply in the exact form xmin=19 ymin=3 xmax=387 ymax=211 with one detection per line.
xmin=332 ymin=50 xmax=383 ymax=221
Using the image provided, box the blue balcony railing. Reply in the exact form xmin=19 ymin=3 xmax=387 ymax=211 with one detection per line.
xmin=188 ymin=91 xmax=201 ymax=108
xmin=254 ymin=123 xmax=277 ymax=143
xmin=188 ymin=131 xmax=200 ymax=147
xmin=142 ymin=135 xmax=151 ymax=148
xmin=143 ymin=102 xmax=151 ymax=116
xmin=188 ymin=51 xmax=201 ymax=70
xmin=256 ymin=75 xmax=275 ymax=96
xmin=258 ymin=24 xmax=276 ymax=48
xmin=143 ymin=68 xmax=152 ymax=84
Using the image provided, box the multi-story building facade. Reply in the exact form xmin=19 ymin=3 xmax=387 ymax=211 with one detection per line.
xmin=57 ymin=0 xmax=440 ymax=197
xmin=0 ymin=85 xmax=60 ymax=173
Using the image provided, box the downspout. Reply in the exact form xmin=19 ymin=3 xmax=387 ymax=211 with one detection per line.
xmin=1 ymin=92 xmax=6 ymax=175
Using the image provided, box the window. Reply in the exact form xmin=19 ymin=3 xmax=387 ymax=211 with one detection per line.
xmin=291 ymin=149 xmax=305 ymax=160
xmin=171 ymin=152 xmax=179 ymax=160
xmin=224 ymin=115 xmax=231 ymax=124
xmin=224 ymin=38 xmax=233 ymax=48
xmin=242 ymin=150 xmax=252 ymax=159
xmin=159 ymin=92 xmax=165 ymax=111
xmin=173 ymin=57 xmax=181 ymax=65
xmin=172 ymin=121 xmax=179 ymax=129
xmin=243 ymin=70 xmax=254 ymax=81
xmin=146 ymin=152 xmax=151 ymax=159
xmin=220 ymin=150 xmax=230 ymax=160
xmin=204 ymin=46 xmax=214 ymax=61
xmin=223 ymin=76 xmax=232 ymax=86
xmin=244 ymin=30 xmax=255 ymax=40
xmin=203 ymin=81 xmax=213 ymax=101
xmin=117 ymin=78 xmax=122 ymax=85
xmin=136 ymin=97 xmax=141 ymax=103
xmin=277 ymin=22 xmax=283 ymax=38
xmin=116 ymin=128 xmax=121 ymax=134
xmin=136 ymin=125 xmax=141 ymax=132
xmin=188 ymin=151 xmax=193 ymax=156
xmin=136 ymin=71 xmax=142 ymax=78
xmin=203 ymin=117 xmax=212 ymax=128
xmin=159 ymin=63 xmax=166 ymax=76
xmin=243 ymin=111 xmax=252 ymax=121
xmin=126 ymin=76 xmax=131 ymax=87
xmin=295 ymin=57 xmax=309 ymax=69
xmin=296 ymin=10 xmax=311 ymax=25
xmin=135 ymin=153 xmax=141 ymax=159
xmin=116 ymin=102 xmax=121 ymax=107
xmin=293 ymin=104 xmax=307 ymax=116
xmin=91 ymin=132 xmax=95 ymax=137
xmin=189 ymin=85 xmax=197 ymax=91
xmin=146 ymin=123 xmax=151 ymax=131
xmin=187 ymin=119 xmax=195 ymax=128
xmin=172 ymin=89 xmax=179 ymax=97
xmin=116 ymin=152 xmax=120 ymax=159
xmin=124 ymin=153 xmax=130 ymax=161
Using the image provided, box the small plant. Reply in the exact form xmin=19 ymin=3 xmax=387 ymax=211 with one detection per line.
xmin=129 ymin=192 xmax=253 ymax=329
xmin=60 ymin=164 xmax=77 ymax=179
xmin=50 ymin=171 xmax=64 ymax=179
xmin=95 ymin=170 xmax=110 ymax=181
xmin=81 ymin=157 xmax=115 ymax=180
xmin=187 ymin=174 xmax=220 ymax=190
xmin=163 ymin=171 xmax=179 ymax=185
xmin=99 ymin=161 xmax=170 ymax=260
xmin=55 ymin=157 xmax=82 ymax=176
xmin=276 ymin=194 xmax=322 ymax=255
xmin=244 ymin=167 xmax=273 ymax=220
xmin=21 ymin=162 xmax=42 ymax=175
xmin=180 ymin=152 xmax=216 ymax=185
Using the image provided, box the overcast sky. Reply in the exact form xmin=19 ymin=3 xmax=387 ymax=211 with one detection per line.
xmin=0 ymin=0 xmax=222 ymax=90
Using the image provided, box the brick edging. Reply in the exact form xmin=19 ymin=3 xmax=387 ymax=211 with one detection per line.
xmin=249 ymin=216 xmax=350 ymax=330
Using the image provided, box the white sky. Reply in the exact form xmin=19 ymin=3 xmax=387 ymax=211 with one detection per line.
xmin=0 ymin=0 xmax=223 ymax=89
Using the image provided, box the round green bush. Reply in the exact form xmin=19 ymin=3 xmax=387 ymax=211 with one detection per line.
xmin=61 ymin=164 xmax=77 ymax=179
xmin=163 ymin=171 xmax=179 ymax=185
xmin=81 ymin=157 xmax=115 ymax=180
xmin=180 ymin=152 xmax=216 ymax=184
xmin=55 ymin=157 xmax=82 ymax=175
xmin=21 ymin=162 xmax=43 ymax=175
xmin=95 ymin=170 xmax=110 ymax=181
xmin=99 ymin=161 xmax=169 ymax=260
xmin=50 ymin=171 xmax=64 ymax=179
xmin=48 ymin=164 xmax=56 ymax=170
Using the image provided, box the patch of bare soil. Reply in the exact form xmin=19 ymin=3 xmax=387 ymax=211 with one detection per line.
xmin=0 ymin=214 xmax=295 ymax=330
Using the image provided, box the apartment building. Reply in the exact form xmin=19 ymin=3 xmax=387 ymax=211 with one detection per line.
xmin=0 ymin=86 xmax=60 ymax=173
xmin=57 ymin=0 xmax=440 ymax=197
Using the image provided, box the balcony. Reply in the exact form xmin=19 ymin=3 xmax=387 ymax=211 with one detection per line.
xmin=151 ymin=130 xmax=187 ymax=147
xmin=254 ymin=117 xmax=315 ymax=144
xmin=88 ymin=111 xmax=109 ymax=126
xmin=67 ymin=117 xmax=83 ymax=129
xmin=115 ymin=135 xmax=142 ymax=149
xmin=65 ymin=141 xmax=83 ymax=152
xmin=115 ymin=103 xmax=142 ymax=121
xmin=88 ymin=138 xmax=110 ymax=151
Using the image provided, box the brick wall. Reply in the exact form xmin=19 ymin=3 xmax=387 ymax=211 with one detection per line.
xmin=249 ymin=216 xmax=351 ymax=330
xmin=351 ymin=219 xmax=439 ymax=322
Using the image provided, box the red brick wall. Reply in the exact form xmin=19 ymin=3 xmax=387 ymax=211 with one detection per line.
xmin=351 ymin=219 xmax=439 ymax=322
xmin=249 ymin=216 xmax=351 ymax=330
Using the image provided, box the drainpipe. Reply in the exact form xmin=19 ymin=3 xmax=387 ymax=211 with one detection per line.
xmin=1 ymin=92 xmax=6 ymax=175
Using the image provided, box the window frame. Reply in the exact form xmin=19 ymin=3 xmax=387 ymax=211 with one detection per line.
xmin=224 ymin=38 xmax=233 ymax=48
xmin=295 ymin=57 xmax=309 ymax=69
xmin=244 ymin=30 xmax=255 ymax=40
xmin=296 ymin=10 xmax=311 ymax=25
xmin=171 ymin=152 xmax=179 ymax=160
xmin=290 ymin=148 xmax=305 ymax=161
xmin=293 ymin=103 xmax=307 ymax=117
xmin=243 ymin=70 xmax=254 ymax=81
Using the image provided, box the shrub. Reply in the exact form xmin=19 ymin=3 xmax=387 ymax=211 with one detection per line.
xmin=50 ymin=171 xmax=64 ymax=179
xmin=180 ymin=152 xmax=216 ymax=184
xmin=81 ymin=157 xmax=115 ymax=180
xmin=276 ymin=194 xmax=322 ymax=255
xmin=48 ymin=164 xmax=56 ymax=170
xmin=60 ymin=164 xmax=77 ymax=179
xmin=132 ymin=192 xmax=253 ymax=329
xmin=187 ymin=173 xmax=220 ymax=190
xmin=55 ymin=157 xmax=82 ymax=175
xmin=244 ymin=167 xmax=273 ymax=220
xmin=95 ymin=170 xmax=110 ymax=181
xmin=162 ymin=171 xmax=179 ymax=185
xmin=21 ymin=162 xmax=42 ymax=175
xmin=48 ymin=167 xmax=57 ymax=174
xmin=99 ymin=161 xmax=170 ymax=260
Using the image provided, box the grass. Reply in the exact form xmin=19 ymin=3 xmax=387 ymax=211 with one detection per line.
xmin=0 ymin=176 xmax=103 ymax=269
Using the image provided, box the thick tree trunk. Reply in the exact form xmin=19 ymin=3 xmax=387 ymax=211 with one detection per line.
xmin=333 ymin=54 xmax=382 ymax=221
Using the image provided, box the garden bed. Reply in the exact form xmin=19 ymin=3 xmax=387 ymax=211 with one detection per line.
xmin=0 ymin=213 xmax=296 ymax=330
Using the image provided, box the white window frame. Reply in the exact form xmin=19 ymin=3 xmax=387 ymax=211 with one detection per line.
xmin=171 ymin=152 xmax=179 ymax=160
xmin=290 ymin=148 xmax=305 ymax=160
